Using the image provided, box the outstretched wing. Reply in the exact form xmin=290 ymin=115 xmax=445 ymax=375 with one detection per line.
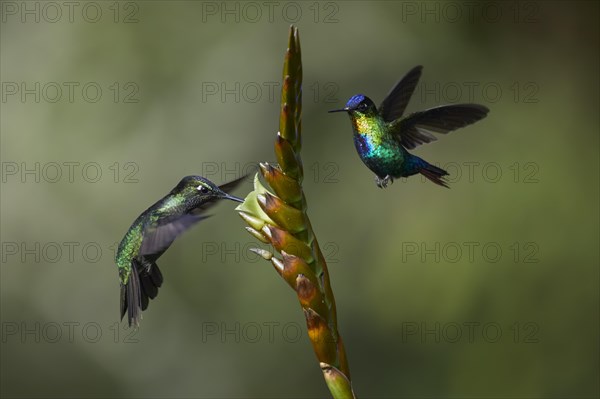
xmin=395 ymin=104 xmax=489 ymax=150
xmin=139 ymin=214 xmax=210 ymax=257
xmin=379 ymin=65 xmax=423 ymax=122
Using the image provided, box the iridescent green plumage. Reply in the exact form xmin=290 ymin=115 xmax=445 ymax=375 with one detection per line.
xmin=330 ymin=66 xmax=489 ymax=188
xmin=115 ymin=175 xmax=245 ymax=327
xmin=350 ymin=112 xmax=405 ymax=179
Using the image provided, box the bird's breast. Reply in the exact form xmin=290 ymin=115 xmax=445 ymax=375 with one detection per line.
xmin=353 ymin=132 xmax=372 ymax=157
xmin=352 ymin=129 xmax=405 ymax=177
xmin=352 ymin=126 xmax=387 ymax=160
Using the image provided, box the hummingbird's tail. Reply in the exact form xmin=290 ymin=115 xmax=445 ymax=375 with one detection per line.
xmin=418 ymin=161 xmax=450 ymax=188
xmin=121 ymin=259 xmax=164 ymax=327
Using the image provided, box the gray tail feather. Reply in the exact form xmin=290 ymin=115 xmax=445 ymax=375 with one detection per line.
xmin=120 ymin=260 xmax=164 ymax=327
xmin=120 ymin=261 xmax=143 ymax=328
xmin=419 ymin=163 xmax=450 ymax=188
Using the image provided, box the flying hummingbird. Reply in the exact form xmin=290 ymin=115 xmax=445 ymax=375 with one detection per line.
xmin=329 ymin=65 xmax=489 ymax=188
xmin=115 ymin=175 xmax=246 ymax=327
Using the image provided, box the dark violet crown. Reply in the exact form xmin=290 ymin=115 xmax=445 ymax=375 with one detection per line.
xmin=345 ymin=94 xmax=367 ymax=109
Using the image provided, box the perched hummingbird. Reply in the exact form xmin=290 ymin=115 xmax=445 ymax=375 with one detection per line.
xmin=115 ymin=175 xmax=246 ymax=327
xmin=329 ymin=65 xmax=489 ymax=188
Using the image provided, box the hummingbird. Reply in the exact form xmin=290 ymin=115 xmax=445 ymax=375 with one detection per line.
xmin=329 ymin=65 xmax=489 ymax=188
xmin=115 ymin=175 xmax=246 ymax=327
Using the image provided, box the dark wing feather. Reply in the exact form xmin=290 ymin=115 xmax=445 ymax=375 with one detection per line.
xmin=148 ymin=263 xmax=163 ymax=286
xmin=139 ymin=259 xmax=163 ymax=301
xmin=139 ymin=214 xmax=209 ymax=257
xmin=379 ymin=65 xmax=423 ymax=122
xmin=396 ymin=104 xmax=489 ymax=149
xmin=219 ymin=174 xmax=248 ymax=194
xmin=140 ymin=271 xmax=158 ymax=300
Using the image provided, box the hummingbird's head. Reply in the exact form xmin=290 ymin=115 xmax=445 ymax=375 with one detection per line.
xmin=173 ymin=175 xmax=244 ymax=203
xmin=328 ymin=95 xmax=377 ymax=116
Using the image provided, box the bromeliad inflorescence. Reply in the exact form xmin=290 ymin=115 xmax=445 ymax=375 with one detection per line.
xmin=236 ymin=26 xmax=356 ymax=399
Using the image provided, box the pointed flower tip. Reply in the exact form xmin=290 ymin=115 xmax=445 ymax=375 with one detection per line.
xmin=263 ymin=191 xmax=277 ymax=205
xmin=320 ymin=362 xmax=348 ymax=380
xmin=282 ymin=250 xmax=306 ymax=262
xmin=320 ymin=363 xmax=355 ymax=398
xmin=320 ymin=362 xmax=332 ymax=371
xmin=261 ymin=225 xmax=273 ymax=239
xmin=256 ymin=193 xmax=267 ymax=207
xmin=238 ymin=211 xmax=265 ymax=231
xmin=271 ymin=256 xmax=285 ymax=273
xmin=245 ymin=226 xmax=270 ymax=243
xmin=249 ymin=247 xmax=273 ymax=260
xmin=259 ymin=163 xmax=278 ymax=181
xmin=296 ymin=273 xmax=316 ymax=301
xmin=259 ymin=162 xmax=270 ymax=173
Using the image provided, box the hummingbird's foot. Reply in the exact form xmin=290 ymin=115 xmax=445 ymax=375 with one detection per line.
xmin=375 ymin=175 xmax=394 ymax=188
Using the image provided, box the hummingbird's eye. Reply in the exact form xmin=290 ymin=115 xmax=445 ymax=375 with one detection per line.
xmin=197 ymin=185 xmax=209 ymax=193
xmin=359 ymin=103 xmax=368 ymax=111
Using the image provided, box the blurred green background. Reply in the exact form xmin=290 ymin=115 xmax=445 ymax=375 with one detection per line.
xmin=1 ymin=1 xmax=598 ymax=398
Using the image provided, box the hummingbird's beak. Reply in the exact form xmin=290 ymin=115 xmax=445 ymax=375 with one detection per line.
xmin=328 ymin=107 xmax=349 ymax=113
xmin=223 ymin=193 xmax=244 ymax=203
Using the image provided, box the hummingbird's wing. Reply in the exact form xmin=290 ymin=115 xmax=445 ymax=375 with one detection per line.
xmin=218 ymin=174 xmax=248 ymax=195
xmin=139 ymin=214 xmax=210 ymax=257
xmin=137 ymin=258 xmax=163 ymax=307
xmin=379 ymin=65 xmax=423 ymax=122
xmin=395 ymin=104 xmax=489 ymax=149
